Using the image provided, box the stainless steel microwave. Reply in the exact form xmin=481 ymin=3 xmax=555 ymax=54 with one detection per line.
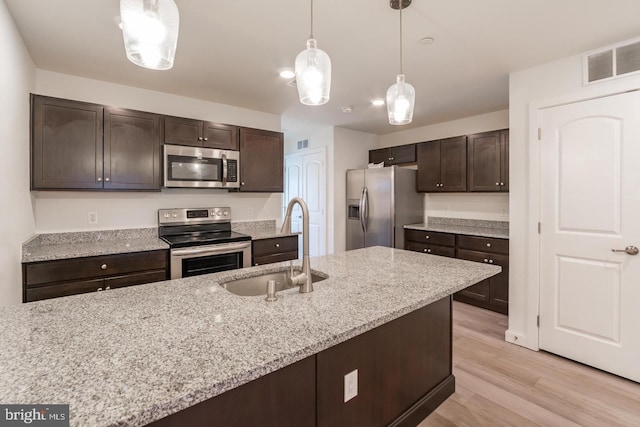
xmin=164 ymin=144 xmax=240 ymax=189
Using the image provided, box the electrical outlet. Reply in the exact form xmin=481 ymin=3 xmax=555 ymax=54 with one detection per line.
xmin=344 ymin=369 xmax=358 ymax=402
xmin=88 ymin=211 xmax=98 ymax=225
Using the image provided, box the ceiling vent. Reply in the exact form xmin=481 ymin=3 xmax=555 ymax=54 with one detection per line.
xmin=584 ymin=38 xmax=640 ymax=85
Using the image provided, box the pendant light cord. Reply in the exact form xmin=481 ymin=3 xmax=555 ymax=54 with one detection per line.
xmin=399 ymin=2 xmax=403 ymax=75
xmin=310 ymin=0 xmax=314 ymax=39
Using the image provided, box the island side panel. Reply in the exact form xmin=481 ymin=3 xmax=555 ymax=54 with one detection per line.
xmin=148 ymin=356 xmax=316 ymax=427
xmin=317 ymin=296 xmax=453 ymax=426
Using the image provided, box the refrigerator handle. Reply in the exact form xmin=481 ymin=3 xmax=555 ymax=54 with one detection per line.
xmin=361 ymin=187 xmax=369 ymax=233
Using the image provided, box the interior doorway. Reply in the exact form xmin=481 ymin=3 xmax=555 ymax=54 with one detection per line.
xmin=284 ymin=147 xmax=327 ymax=257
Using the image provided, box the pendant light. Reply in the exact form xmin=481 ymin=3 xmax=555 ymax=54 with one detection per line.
xmin=295 ymin=0 xmax=331 ymax=105
xmin=386 ymin=0 xmax=415 ymax=125
xmin=120 ymin=0 xmax=180 ymax=70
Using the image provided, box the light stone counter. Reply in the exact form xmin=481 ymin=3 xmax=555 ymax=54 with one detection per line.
xmin=1 ymin=246 xmax=500 ymax=427
xmin=405 ymin=217 xmax=509 ymax=239
xmin=231 ymin=219 xmax=298 ymax=240
xmin=22 ymin=228 xmax=169 ymax=263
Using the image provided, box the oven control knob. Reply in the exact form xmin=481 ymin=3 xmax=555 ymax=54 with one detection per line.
xmin=223 ymin=210 xmax=229 ymax=216
xmin=164 ymin=213 xmax=170 ymax=218
xmin=215 ymin=209 xmax=222 ymax=216
xmin=172 ymin=213 xmax=178 ymax=218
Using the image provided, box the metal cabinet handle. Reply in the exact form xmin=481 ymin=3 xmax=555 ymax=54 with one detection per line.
xmin=483 ymin=258 xmax=488 ymax=263
xmin=97 ymin=177 xmax=102 ymax=182
xmin=204 ymin=137 xmax=208 ymax=141
xmin=486 ymin=243 xmax=491 ymax=247
xmin=500 ymin=182 xmax=505 ymax=186
xmin=105 ymin=286 xmax=111 ymax=290
xmin=275 ymin=243 xmax=280 ymax=248
xmin=241 ymin=182 xmax=245 ymax=186
xmin=425 ymin=235 xmax=430 ymax=239
xmin=489 ymin=259 xmax=494 ymax=264
xmin=97 ymin=288 xmax=103 ymax=291
xmin=105 ymin=177 xmax=110 ymax=182
xmin=101 ymin=264 xmax=107 ymax=270
xmin=254 ymin=263 xmax=259 ymax=266
xmin=611 ymin=245 xmax=639 ymax=255
xmin=198 ymin=137 xmax=203 ymax=141
xmin=427 ymin=249 xmax=432 ymax=253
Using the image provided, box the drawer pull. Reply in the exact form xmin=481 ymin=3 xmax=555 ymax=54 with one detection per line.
xmin=275 ymin=243 xmax=280 ymax=248
xmin=483 ymin=258 xmax=488 ymax=263
xmin=489 ymin=259 xmax=494 ymax=264
xmin=105 ymin=286 xmax=111 ymax=290
xmin=427 ymin=249 xmax=432 ymax=253
xmin=101 ymin=264 xmax=107 ymax=270
xmin=97 ymin=287 xmax=103 ymax=292
xmin=425 ymin=236 xmax=430 ymax=239
xmin=254 ymin=263 xmax=259 ymax=266
xmin=486 ymin=243 xmax=491 ymax=247
xmin=496 ymin=182 xmax=500 ymax=186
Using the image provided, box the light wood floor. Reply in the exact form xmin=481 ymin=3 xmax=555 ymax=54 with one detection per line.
xmin=419 ymin=301 xmax=640 ymax=427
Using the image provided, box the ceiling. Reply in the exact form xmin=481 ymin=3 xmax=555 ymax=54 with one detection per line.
xmin=5 ymin=0 xmax=640 ymax=135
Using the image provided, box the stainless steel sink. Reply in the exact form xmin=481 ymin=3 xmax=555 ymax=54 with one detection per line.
xmin=220 ymin=270 xmax=327 ymax=296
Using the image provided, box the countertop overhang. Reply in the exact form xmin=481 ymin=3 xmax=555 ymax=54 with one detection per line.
xmin=1 ymin=246 xmax=500 ymax=427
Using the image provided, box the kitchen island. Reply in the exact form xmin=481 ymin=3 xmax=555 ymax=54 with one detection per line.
xmin=0 ymin=246 xmax=499 ymax=426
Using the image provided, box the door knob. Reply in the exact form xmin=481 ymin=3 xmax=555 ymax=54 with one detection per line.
xmin=611 ymin=245 xmax=639 ymax=255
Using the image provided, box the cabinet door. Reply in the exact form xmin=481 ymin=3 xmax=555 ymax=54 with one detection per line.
xmin=467 ymin=131 xmax=502 ymax=192
xmin=369 ymin=148 xmax=390 ymax=165
xmin=455 ymin=249 xmax=490 ymax=303
xmin=31 ymin=95 xmax=103 ymax=190
xmin=440 ymin=136 xmax=467 ymax=192
xmin=406 ymin=241 xmax=456 ymax=258
xmin=390 ymin=144 xmax=416 ymax=164
xmin=489 ymin=253 xmax=509 ymax=314
xmin=104 ymin=108 xmax=161 ymax=190
xmin=238 ymin=127 xmax=284 ymax=192
xmin=416 ymin=140 xmax=441 ymax=192
xmin=203 ymin=122 xmax=238 ymax=150
xmin=500 ymin=129 xmax=509 ymax=191
xmin=163 ymin=116 xmax=202 ymax=146
xmin=105 ymin=270 xmax=168 ymax=290
xmin=26 ymin=278 xmax=105 ymax=302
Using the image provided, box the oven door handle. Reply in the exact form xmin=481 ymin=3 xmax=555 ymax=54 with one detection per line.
xmin=171 ymin=241 xmax=251 ymax=257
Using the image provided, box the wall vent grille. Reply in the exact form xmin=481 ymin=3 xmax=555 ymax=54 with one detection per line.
xmin=297 ymin=139 xmax=309 ymax=150
xmin=584 ymin=38 xmax=640 ymax=85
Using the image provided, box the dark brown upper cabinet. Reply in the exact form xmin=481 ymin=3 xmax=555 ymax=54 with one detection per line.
xmin=368 ymin=144 xmax=416 ymax=165
xmin=467 ymin=129 xmax=509 ymax=192
xmin=31 ymin=95 xmax=162 ymax=191
xmin=104 ymin=107 xmax=162 ymax=190
xmin=238 ymin=127 xmax=284 ymax=192
xmin=31 ymin=95 xmax=104 ymax=190
xmin=163 ymin=116 xmax=238 ymax=150
xmin=416 ymin=136 xmax=467 ymax=192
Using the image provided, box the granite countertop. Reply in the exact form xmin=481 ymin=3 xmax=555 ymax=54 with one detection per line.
xmin=0 ymin=246 xmax=499 ymax=427
xmin=404 ymin=217 xmax=509 ymax=239
xmin=22 ymin=229 xmax=169 ymax=263
xmin=231 ymin=219 xmax=298 ymax=240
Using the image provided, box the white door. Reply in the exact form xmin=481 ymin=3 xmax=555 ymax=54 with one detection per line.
xmin=284 ymin=154 xmax=303 ymax=245
xmin=539 ymin=90 xmax=640 ymax=382
xmin=284 ymin=148 xmax=327 ymax=257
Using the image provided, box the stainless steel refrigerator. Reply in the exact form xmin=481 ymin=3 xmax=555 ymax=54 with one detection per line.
xmin=346 ymin=166 xmax=423 ymax=250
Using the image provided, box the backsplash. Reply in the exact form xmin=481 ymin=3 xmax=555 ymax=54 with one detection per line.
xmin=428 ymin=216 xmax=508 ymax=231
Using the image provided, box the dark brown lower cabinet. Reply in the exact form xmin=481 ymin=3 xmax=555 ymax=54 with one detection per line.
xmin=148 ymin=297 xmax=454 ymax=427
xmin=251 ymin=236 xmax=298 ymax=266
xmin=405 ymin=229 xmax=509 ymax=314
xmin=22 ymin=250 xmax=168 ymax=302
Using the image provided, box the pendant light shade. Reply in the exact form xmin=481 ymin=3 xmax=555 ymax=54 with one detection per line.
xmin=387 ymin=0 xmax=415 ymax=125
xmin=120 ymin=0 xmax=179 ymax=70
xmin=294 ymin=0 xmax=331 ymax=106
xmin=295 ymin=39 xmax=331 ymax=105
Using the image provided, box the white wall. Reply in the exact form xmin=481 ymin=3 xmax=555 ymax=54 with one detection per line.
xmin=33 ymin=70 xmax=283 ymax=232
xmin=0 ymin=0 xmax=36 ymax=306
xmin=379 ymin=110 xmax=510 ymax=222
xmin=333 ymin=127 xmax=379 ymax=253
xmin=508 ymin=39 xmax=640 ymax=349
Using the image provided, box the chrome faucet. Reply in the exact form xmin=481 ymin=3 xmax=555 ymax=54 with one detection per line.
xmin=281 ymin=197 xmax=313 ymax=293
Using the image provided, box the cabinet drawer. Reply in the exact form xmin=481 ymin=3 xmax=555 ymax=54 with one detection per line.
xmin=406 ymin=242 xmax=456 ymax=258
xmin=253 ymin=251 xmax=298 ymax=266
xmin=24 ymin=250 xmax=168 ymax=286
xmin=26 ymin=278 xmax=104 ymax=302
xmin=252 ymin=236 xmax=298 ymax=257
xmin=405 ymin=230 xmax=455 ymax=247
xmin=105 ymin=269 xmax=168 ymax=289
xmin=457 ymin=235 xmax=508 ymax=254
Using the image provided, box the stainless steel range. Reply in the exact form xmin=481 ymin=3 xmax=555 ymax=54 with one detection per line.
xmin=158 ymin=207 xmax=251 ymax=279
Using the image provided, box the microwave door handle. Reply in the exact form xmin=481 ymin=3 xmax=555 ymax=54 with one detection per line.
xmin=222 ymin=154 xmax=228 ymax=184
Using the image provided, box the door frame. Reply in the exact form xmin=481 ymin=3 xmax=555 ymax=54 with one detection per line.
xmin=517 ymin=81 xmax=640 ymax=351
xmin=283 ymin=147 xmax=328 ymax=256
